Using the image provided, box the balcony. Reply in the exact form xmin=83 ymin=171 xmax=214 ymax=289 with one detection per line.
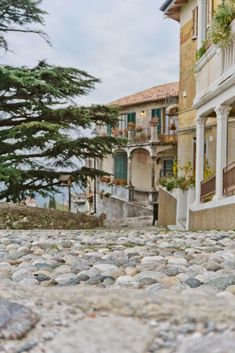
xmin=195 ymin=20 xmax=235 ymax=106
xmin=110 ymin=126 xmax=177 ymax=146
xmin=200 ymin=161 xmax=235 ymax=202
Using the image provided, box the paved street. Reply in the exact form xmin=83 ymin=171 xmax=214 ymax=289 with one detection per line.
xmin=1 ymin=218 xmax=235 ymax=352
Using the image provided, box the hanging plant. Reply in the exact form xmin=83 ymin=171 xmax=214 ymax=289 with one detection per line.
xmin=196 ymin=40 xmax=208 ymax=60
xmin=208 ymin=0 xmax=235 ymax=48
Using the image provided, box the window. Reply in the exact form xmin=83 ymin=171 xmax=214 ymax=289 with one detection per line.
xmin=127 ymin=112 xmax=136 ymax=124
xmin=152 ymin=108 xmax=162 ymax=134
xmin=114 ymin=152 xmax=127 ymax=181
xmin=192 ymin=7 xmax=198 ymax=39
xmin=162 ymin=159 xmax=174 ymax=177
xmin=119 ymin=114 xmax=128 ymax=130
xmin=107 ymin=124 xmax=112 ymax=136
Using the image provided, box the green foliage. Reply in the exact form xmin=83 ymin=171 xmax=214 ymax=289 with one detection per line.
xmin=159 ymin=160 xmax=215 ymax=192
xmin=0 ymin=62 xmax=121 ymax=202
xmin=0 ymin=1 xmax=122 ymax=202
xmin=0 ymin=0 xmax=49 ymax=51
xmin=48 ymin=195 xmax=56 ymax=209
xmin=196 ymin=41 xmax=208 ymax=60
xmin=204 ymin=159 xmax=215 ymax=180
xmin=208 ymin=0 xmax=235 ymax=48
xmin=159 ymin=161 xmax=195 ymax=192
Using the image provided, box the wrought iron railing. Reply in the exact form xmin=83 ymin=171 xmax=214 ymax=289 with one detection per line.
xmin=223 ymin=161 xmax=235 ymax=196
xmin=201 ymin=175 xmax=215 ymax=202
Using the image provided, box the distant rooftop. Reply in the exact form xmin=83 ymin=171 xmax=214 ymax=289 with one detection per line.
xmin=110 ymin=82 xmax=179 ymax=108
xmin=160 ymin=0 xmax=188 ymax=21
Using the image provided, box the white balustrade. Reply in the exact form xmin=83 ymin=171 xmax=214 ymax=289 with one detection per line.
xmin=195 ymin=20 xmax=235 ymax=104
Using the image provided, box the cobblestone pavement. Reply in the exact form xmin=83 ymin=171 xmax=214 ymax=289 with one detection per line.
xmin=0 ymin=217 xmax=235 ymax=352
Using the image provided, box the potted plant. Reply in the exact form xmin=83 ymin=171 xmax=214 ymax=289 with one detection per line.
xmin=135 ymin=124 xmax=143 ymax=133
xmin=128 ymin=122 xmax=136 ymax=130
xmin=170 ymin=123 xmax=176 ymax=131
xmin=208 ymin=0 xmax=235 ymax=48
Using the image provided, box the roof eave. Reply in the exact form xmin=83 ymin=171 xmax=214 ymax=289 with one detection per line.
xmin=160 ymin=0 xmax=187 ymax=22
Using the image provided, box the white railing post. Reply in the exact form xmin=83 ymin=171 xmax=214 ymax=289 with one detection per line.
xmin=195 ymin=116 xmax=205 ymax=205
xmin=214 ymin=105 xmax=231 ymax=200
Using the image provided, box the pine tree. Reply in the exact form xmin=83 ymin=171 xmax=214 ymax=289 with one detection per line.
xmin=0 ymin=61 xmax=121 ymax=202
xmin=0 ymin=1 xmax=121 ymax=202
xmin=48 ymin=195 xmax=56 ymax=210
xmin=0 ymin=0 xmax=48 ymax=51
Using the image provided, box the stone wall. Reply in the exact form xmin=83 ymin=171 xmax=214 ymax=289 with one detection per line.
xmin=0 ymin=203 xmax=102 ymax=229
xmin=189 ymin=203 xmax=235 ymax=230
xmin=96 ymin=195 xmax=152 ymax=219
xmin=158 ymin=188 xmax=177 ymax=227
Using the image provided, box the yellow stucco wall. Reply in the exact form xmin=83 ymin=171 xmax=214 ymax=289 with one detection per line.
xmin=177 ymin=2 xmax=197 ymax=168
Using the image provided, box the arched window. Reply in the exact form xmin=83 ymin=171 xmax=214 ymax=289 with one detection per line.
xmin=114 ymin=151 xmax=127 ymax=181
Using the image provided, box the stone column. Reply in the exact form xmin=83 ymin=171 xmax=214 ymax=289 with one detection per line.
xmin=151 ymin=156 xmax=156 ymax=191
xmin=214 ymin=105 xmax=231 ymax=200
xmin=150 ymin=122 xmax=158 ymax=142
xmin=195 ymin=116 xmax=205 ymax=205
xmin=128 ymin=155 xmax=133 ymax=187
xmin=198 ymin=0 xmax=207 ymax=50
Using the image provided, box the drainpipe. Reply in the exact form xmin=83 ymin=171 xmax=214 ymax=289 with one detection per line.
xmin=91 ymin=157 xmax=97 ymax=215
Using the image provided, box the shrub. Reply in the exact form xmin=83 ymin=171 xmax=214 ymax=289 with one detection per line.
xmin=208 ymin=0 xmax=235 ymax=48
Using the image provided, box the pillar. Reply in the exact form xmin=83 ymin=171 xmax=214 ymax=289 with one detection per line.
xmin=150 ymin=124 xmax=158 ymax=142
xmin=198 ymin=0 xmax=207 ymax=50
xmin=151 ymin=156 xmax=156 ymax=191
xmin=195 ymin=116 xmax=205 ymax=205
xmin=128 ymin=155 xmax=133 ymax=187
xmin=214 ymin=105 xmax=231 ymax=199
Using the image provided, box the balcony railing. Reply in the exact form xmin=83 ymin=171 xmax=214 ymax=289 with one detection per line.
xmin=201 ymin=175 xmax=215 ymax=202
xmin=159 ymin=134 xmax=177 ymax=143
xmin=128 ymin=127 xmax=151 ymax=144
xmin=223 ymin=161 xmax=235 ymax=196
xmin=195 ymin=20 xmax=235 ymax=104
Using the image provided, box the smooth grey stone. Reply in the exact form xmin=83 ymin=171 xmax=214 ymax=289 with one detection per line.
xmin=139 ymin=278 xmax=157 ymax=286
xmin=0 ymin=300 xmax=38 ymax=339
xmin=177 ymin=332 xmax=235 ymax=353
xmin=71 ymin=262 xmax=91 ymax=274
xmin=185 ymin=278 xmax=202 ymax=288
xmin=33 ymin=273 xmax=51 ymax=283
xmin=76 ymin=274 xmax=89 ymax=282
xmin=103 ymin=278 xmax=115 ymax=285
xmin=206 ymin=276 xmax=235 ymax=291
xmin=55 ymin=273 xmax=79 ymax=286
xmin=205 ymin=261 xmax=223 ymax=272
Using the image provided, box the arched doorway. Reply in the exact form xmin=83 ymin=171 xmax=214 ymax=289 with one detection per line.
xmin=113 ymin=150 xmax=128 ymax=181
xmin=131 ymin=148 xmax=151 ymax=190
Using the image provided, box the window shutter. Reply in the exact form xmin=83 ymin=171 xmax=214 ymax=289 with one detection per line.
xmin=163 ymin=160 xmax=173 ymax=175
xmin=114 ymin=152 xmax=127 ymax=181
xmin=127 ymin=112 xmax=136 ymax=124
xmin=107 ymin=124 xmax=112 ymax=136
xmin=152 ymin=109 xmax=161 ymax=134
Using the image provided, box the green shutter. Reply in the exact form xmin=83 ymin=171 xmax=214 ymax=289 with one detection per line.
xmin=152 ymin=109 xmax=161 ymax=134
xmin=164 ymin=160 xmax=173 ymax=175
xmin=114 ymin=152 xmax=127 ymax=180
xmin=127 ymin=112 xmax=136 ymax=124
xmin=107 ymin=124 xmax=112 ymax=136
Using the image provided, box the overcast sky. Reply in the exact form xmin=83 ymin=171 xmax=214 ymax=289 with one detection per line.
xmin=2 ymin=0 xmax=179 ymax=105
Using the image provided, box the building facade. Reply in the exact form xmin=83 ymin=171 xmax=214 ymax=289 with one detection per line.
xmin=94 ymin=82 xmax=179 ymax=219
xmin=160 ymin=0 xmax=235 ymax=230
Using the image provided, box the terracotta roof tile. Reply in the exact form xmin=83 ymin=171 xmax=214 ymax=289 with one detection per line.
xmin=110 ymin=82 xmax=179 ymax=108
